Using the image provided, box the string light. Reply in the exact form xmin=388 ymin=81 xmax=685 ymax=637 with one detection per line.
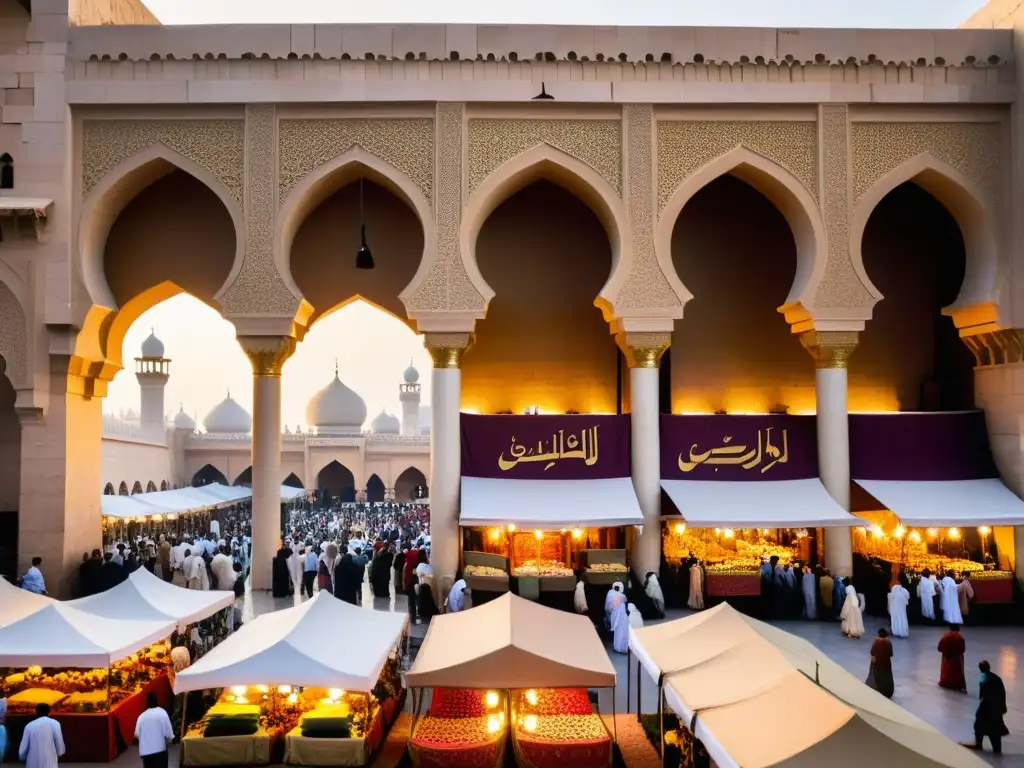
xmin=523 ymin=714 xmax=538 ymax=732
xmin=485 ymin=691 xmax=499 ymax=709
xmin=947 ymin=528 xmax=960 ymax=540
xmin=572 ymin=528 xmax=583 ymax=540
xmin=723 ymin=528 xmax=735 ymax=539
xmin=894 ymin=525 xmax=906 ymax=539
xmin=909 ymin=530 xmax=922 ymax=543
xmin=507 ymin=524 xmax=516 ymax=533
xmin=674 ymin=523 xmax=686 ymax=535
xmin=979 ymin=526 xmax=991 ymax=536
xmin=534 ymin=529 xmax=544 ymax=540
xmin=489 ymin=528 xmax=501 ymax=541
xmin=525 ymin=690 xmax=538 ymax=706
xmin=871 ymin=525 xmax=885 ymax=539
xmin=927 ymin=528 xmax=938 ymax=539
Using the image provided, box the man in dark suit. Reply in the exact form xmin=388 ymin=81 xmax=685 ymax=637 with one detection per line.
xmin=965 ymin=660 xmax=1008 ymax=754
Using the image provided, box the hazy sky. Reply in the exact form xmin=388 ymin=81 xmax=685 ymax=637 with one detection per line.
xmin=105 ymin=295 xmax=430 ymax=431
xmin=142 ymin=0 xmax=988 ymax=28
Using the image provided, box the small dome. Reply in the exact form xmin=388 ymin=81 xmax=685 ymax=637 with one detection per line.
xmin=141 ymin=330 xmax=165 ymax=359
xmin=371 ymin=410 xmax=400 ymax=434
xmin=403 ymin=362 xmax=420 ymax=384
xmin=203 ymin=393 xmax=251 ymax=434
xmin=306 ymin=370 xmax=367 ymax=434
xmin=173 ymin=407 xmax=196 ymax=431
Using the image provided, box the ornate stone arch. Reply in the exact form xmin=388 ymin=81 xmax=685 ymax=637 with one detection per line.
xmin=460 ymin=143 xmax=633 ymax=320
xmin=656 ymin=145 xmax=829 ymax=319
xmin=850 ymin=152 xmax=1000 ymax=326
xmin=77 ymin=142 xmax=246 ymax=313
xmin=275 ymin=145 xmax=436 ymax=322
xmin=0 ymin=261 xmax=29 ymax=389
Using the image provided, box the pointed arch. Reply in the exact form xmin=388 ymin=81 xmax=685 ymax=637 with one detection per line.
xmin=394 ymin=465 xmax=427 ymax=501
xmin=366 ymin=473 xmax=385 ymax=503
xmin=233 ymin=466 xmax=252 ymax=487
xmin=77 ymin=143 xmax=245 ymax=313
xmin=118 ymin=481 xmax=129 ymax=496
xmin=657 ymin=145 xmax=829 ymax=319
xmin=103 ymin=482 xmax=115 ymax=495
xmin=316 ymin=460 xmax=356 ymax=503
xmin=145 ymin=480 xmax=157 ymax=493
xmin=191 ymin=464 xmax=228 ymax=487
xmin=276 ymin=145 xmax=436 ymax=320
xmin=131 ymin=481 xmax=143 ymax=495
xmin=160 ymin=480 xmax=169 ymax=491
xmin=282 ymin=472 xmax=304 ymax=489
xmin=851 ymin=153 xmax=1000 ymax=323
xmin=461 ymin=143 xmax=633 ymax=319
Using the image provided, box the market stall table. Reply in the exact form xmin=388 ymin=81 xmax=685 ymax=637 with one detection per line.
xmin=182 ymin=728 xmax=273 ymax=766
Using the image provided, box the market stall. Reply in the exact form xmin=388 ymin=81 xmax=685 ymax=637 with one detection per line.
xmin=0 ymin=590 xmax=176 ymax=762
xmin=628 ymin=602 xmax=989 ymax=768
xmin=459 ymin=414 xmax=641 ymax=612
xmin=174 ymin=591 xmax=407 ymax=767
xmin=406 ymin=592 xmax=616 ymax=768
xmin=851 ymin=412 xmax=1022 ymax=607
xmin=660 ymin=415 xmax=860 ymax=606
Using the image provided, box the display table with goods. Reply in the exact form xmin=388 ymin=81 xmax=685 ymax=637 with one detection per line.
xmin=461 ymin=550 xmax=510 ymax=605
xmin=576 ymin=549 xmax=628 ymax=586
xmin=408 ymin=688 xmax=508 ymax=768
xmin=174 ymin=592 xmax=408 ymax=767
xmin=510 ymin=688 xmax=612 ymax=768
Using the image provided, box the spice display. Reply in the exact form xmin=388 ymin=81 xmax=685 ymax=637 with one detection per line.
xmin=517 ymin=713 xmax=606 ymax=741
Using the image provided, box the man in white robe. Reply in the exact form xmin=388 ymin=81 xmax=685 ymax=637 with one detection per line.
xmin=210 ymin=547 xmax=236 ymax=592
xmin=19 ymin=704 xmax=65 ymax=768
xmin=605 ymin=582 xmax=626 ymax=632
xmin=940 ymin=574 xmax=963 ymax=624
xmin=918 ymin=571 xmax=937 ymax=620
xmin=610 ymin=597 xmax=630 ymax=653
xmin=888 ymin=582 xmax=910 ymax=638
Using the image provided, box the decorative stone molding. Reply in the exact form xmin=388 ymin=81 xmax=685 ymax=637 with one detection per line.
xmin=467 ymin=118 xmax=622 ymax=197
xmin=278 ymin=118 xmax=434 ymax=205
xmin=0 ymin=281 xmax=27 ymax=388
xmin=800 ymin=330 xmax=859 ymax=369
xmin=656 ymin=120 xmax=818 ymax=217
xmin=615 ymin=105 xmax=680 ymax=314
xmin=221 ymin=105 xmax=297 ymax=316
xmin=239 ymin=335 xmax=296 ymax=377
xmin=82 ymin=119 xmax=245 ymax=203
xmin=850 ymin=122 xmax=1002 ymax=206
xmin=424 ymin=332 xmax=473 ymax=369
xmin=964 ymin=330 xmax=1024 ymax=367
xmin=815 ymin=105 xmax=874 ymax=310
xmin=617 ymin=331 xmax=671 ymax=369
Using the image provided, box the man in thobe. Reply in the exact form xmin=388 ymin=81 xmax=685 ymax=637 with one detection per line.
xmin=888 ymin=581 xmax=910 ymax=638
xmin=19 ymin=703 xmax=65 ymax=768
xmin=957 ymin=572 xmax=975 ymax=620
xmin=210 ymin=546 xmax=236 ymax=592
xmin=940 ymin=573 xmax=963 ymax=624
xmin=158 ymin=536 xmax=173 ymax=582
xmin=918 ymin=569 xmax=937 ymax=621
xmin=134 ymin=693 xmax=173 ymax=768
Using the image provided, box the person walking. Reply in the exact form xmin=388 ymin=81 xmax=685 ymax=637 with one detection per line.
xmin=866 ymin=628 xmax=895 ymax=699
xmin=965 ymin=660 xmax=1008 ymax=755
xmin=18 ymin=704 xmax=64 ymax=768
xmin=134 ymin=693 xmax=173 ymax=768
xmin=938 ymin=624 xmax=967 ymax=692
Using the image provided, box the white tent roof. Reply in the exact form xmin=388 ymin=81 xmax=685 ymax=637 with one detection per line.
xmin=629 ymin=604 xmax=987 ymax=768
xmin=68 ymin=568 xmax=234 ymax=631
xmin=173 ymin=592 xmax=407 ymax=694
xmin=280 ymin=485 xmax=307 ymax=501
xmin=0 ymin=577 xmax=55 ymax=626
xmin=102 ymin=483 xmax=305 ymax=519
xmin=0 ymin=598 xmax=173 ymax=667
xmin=460 ymin=476 xmax=643 ymax=529
xmin=855 ymin=478 xmax=1024 ymax=527
xmin=660 ymin=479 xmax=861 ymax=528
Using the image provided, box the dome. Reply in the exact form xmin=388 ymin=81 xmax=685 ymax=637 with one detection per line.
xmin=403 ymin=362 xmax=420 ymax=384
xmin=141 ymin=330 xmax=165 ymax=359
xmin=173 ymin=407 xmax=196 ymax=431
xmin=203 ymin=393 xmax=251 ymax=434
xmin=306 ymin=370 xmax=367 ymax=434
xmin=371 ymin=409 xmax=400 ymax=434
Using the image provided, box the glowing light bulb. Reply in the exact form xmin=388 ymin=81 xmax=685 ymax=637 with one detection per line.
xmin=909 ymin=531 xmax=921 ymax=543
xmin=534 ymin=530 xmax=543 ymax=540
xmin=894 ymin=525 xmax=906 ymax=539
xmin=761 ymin=529 xmax=770 ymax=535
xmin=723 ymin=528 xmax=735 ymax=539
xmin=714 ymin=528 xmax=721 ymax=537
xmin=673 ymin=523 xmax=686 ymax=535
xmin=525 ymin=689 xmax=538 ymax=706
xmin=871 ymin=525 xmax=885 ymax=539
xmin=927 ymin=528 xmax=938 ymax=539
xmin=230 ymin=686 xmax=247 ymax=697
xmin=287 ymin=693 xmax=298 ymax=705
xmin=979 ymin=526 xmax=991 ymax=536
xmin=947 ymin=528 xmax=960 ymax=540
xmin=572 ymin=528 xmax=583 ymax=540
xmin=508 ymin=524 xmax=516 ymax=533
xmin=489 ymin=528 xmax=500 ymax=541
xmin=487 ymin=715 xmax=501 ymax=734
xmin=485 ymin=691 xmax=499 ymax=709
xmin=523 ymin=714 xmax=538 ymax=732
xmin=255 ymin=685 xmax=270 ymax=693
xmin=328 ymin=688 xmax=344 ymax=700
xmin=277 ymin=685 xmax=292 ymax=694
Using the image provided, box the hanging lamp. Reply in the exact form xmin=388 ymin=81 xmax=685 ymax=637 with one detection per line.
xmin=355 ymin=175 xmax=374 ymax=270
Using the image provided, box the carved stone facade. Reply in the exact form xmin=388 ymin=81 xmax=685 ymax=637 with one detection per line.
xmin=0 ymin=282 xmax=27 ymax=389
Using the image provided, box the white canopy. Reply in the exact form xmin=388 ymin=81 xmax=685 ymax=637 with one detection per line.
xmin=629 ymin=604 xmax=988 ymax=768
xmin=174 ymin=591 xmax=407 ymax=693
xmin=0 ymin=597 xmax=173 ymax=667
xmin=459 ymin=476 xmax=643 ymax=529
xmin=855 ymin=478 xmax=1024 ymax=527
xmin=0 ymin=577 xmax=54 ymax=626
xmin=68 ymin=567 xmax=233 ymax=631
xmin=660 ymin=479 xmax=861 ymax=528
xmin=102 ymin=483 xmax=306 ymax=519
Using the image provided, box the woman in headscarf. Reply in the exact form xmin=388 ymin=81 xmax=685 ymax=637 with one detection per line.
xmin=318 ymin=542 xmax=342 ymax=595
xmin=271 ymin=547 xmax=292 ymax=598
xmin=604 ymin=582 xmax=625 ymax=629
xmin=333 ymin=551 xmax=361 ymax=605
xmin=370 ymin=544 xmax=394 ymax=598
xmin=573 ymin=580 xmax=588 ymax=615
xmin=644 ymin=573 xmax=665 ymax=618
xmin=688 ymin=561 xmax=704 ymax=610
xmin=447 ymin=579 xmax=470 ymax=612
xmin=802 ymin=566 xmax=817 ymax=620
xmin=840 ymin=583 xmax=864 ymax=638
xmin=609 ymin=589 xmax=629 ymax=653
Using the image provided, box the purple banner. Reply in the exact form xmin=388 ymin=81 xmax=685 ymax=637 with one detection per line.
xmin=660 ymin=415 xmax=819 ymax=481
xmin=849 ymin=411 xmax=996 ymax=481
xmin=460 ymin=414 xmax=631 ymax=479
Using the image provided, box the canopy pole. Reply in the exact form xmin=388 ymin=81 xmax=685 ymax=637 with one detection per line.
xmin=626 ymin=647 xmax=632 ymax=713
xmin=636 ymin=658 xmax=642 ymax=723
xmin=611 ymin=685 xmax=618 ymax=745
xmin=658 ymin=675 xmax=665 ymax=766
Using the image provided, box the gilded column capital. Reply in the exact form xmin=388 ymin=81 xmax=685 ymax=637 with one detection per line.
xmin=617 ymin=332 xmax=671 ymax=369
xmin=239 ymin=335 xmax=297 ymax=377
xmin=800 ymin=330 xmax=858 ymax=369
xmin=424 ymin=333 xmax=473 ymax=369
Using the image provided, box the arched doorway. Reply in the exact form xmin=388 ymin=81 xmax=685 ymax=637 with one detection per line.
xmin=464 ymin=179 xmax=616 ymax=413
xmin=160 ymin=481 xmax=168 ymax=491
xmin=282 ymin=472 xmax=304 ymax=489
xmin=317 ymin=461 xmax=356 ymax=503
xmin=146 ymin=480 xmax=157 ymax=493
xmin=103 ymin=483 xmax=115 ymax=495
xmin=669 ymin=175 xmax=806 ymax=413
xmin=233 ymin=467 xmax=252 ymax=487
xmin=366 ymin=474 xmax=385 ymax=503
xmin=118 ymin=481 xmax=129 ymax=496
xmin=395 ymin=466 xmax=427 ymax=501
xmin=0 ymin=359 xmax=20 ymax=581
xmin=192 ymin=464 xmax=228 ymax=487
xmin=858 ymin=182 xmax=974 ymax=411
xmin=131 ymin=481 xmax=143 ymax=495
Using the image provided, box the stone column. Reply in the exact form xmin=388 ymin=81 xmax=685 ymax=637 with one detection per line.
xmin=241 ymin=336 xmax=295 ymax=591
xmin=801 ymin=331 xmax=858 ymax=578
xmin=424 ymin=333 xmax=472 ymax=596
xmin=619 ymin=333 xmax=670 ymax=577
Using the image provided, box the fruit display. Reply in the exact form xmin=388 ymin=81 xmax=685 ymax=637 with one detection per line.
xmin=586 ymin=563 xmax=627 ymax=573
xmin=511 ymin=688 xmax=610 ymax=768
xmin=512 ymin=560 xmax=574 ymax=577
xmin=412 ymin=689 xmax=506 ymax=750
xmin=464 ymin=564 xmax=507 ymax=578
xmin=517 ymin=713 xmax=607 ymax=741
xmin=664 ymin=526 xmax=795 ymax=573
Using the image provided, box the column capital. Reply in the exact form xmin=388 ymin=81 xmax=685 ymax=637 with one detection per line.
xmin=617 ymin=332 xmax=671 ymax=369
xmin=800 ymin=330 xmax=858 ymax=369
xmin=239 ymin=335 xmax=296 ymax=377
xmin=424 ymin=332 xmax=473 ymax=369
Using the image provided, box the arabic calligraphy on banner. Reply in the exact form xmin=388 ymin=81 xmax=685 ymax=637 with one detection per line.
xmin=460 ymin=414 xmax=631 ymax=479
xmin=660 ymin=414 xmax=819 ymax=481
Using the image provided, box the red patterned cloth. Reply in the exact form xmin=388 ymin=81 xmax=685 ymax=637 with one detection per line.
xmin=527 ymin=688 xmax=593 ymax=716
xmin=428 ymin=688 xmax=487 ymax=718
xmin=972 ymin=577 xmax=1013 ymax=604
xmin=706 ymin=573 xmax=761 ymax=597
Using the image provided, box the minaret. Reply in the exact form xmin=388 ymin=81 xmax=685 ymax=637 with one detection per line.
xmin=135 ymin=329 xmax=170 ymax=442
xmin=400 ymin=359 xmax=421 ymax=436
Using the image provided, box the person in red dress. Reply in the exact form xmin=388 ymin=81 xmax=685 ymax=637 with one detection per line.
xmin=938 ymin=624 xmax=967 ymax=692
